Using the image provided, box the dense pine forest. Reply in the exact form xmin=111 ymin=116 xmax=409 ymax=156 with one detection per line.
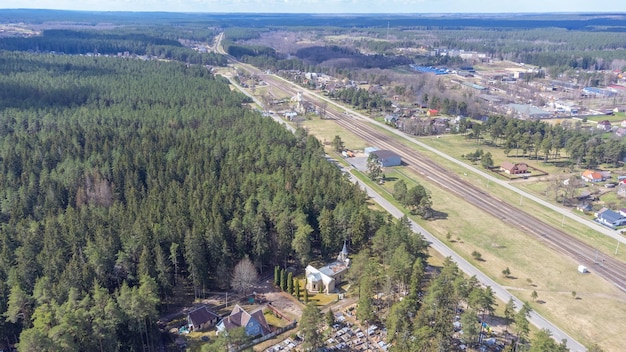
xmin=0 ymin=51 xmax=380 ymax=351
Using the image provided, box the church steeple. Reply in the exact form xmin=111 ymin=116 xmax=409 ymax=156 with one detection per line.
xmin=337 ymin=241 xmax=349 ymax=262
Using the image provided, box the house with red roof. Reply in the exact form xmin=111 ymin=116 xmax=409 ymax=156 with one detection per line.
xmin=500 ymin=161 xmax=529 ymax=175
xmin=581 ymin=170 xmax=604 ymax=183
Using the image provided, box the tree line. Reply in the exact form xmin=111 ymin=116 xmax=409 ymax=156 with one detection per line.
xmin=0 ymin=29 xmax=226 ymax=66
xmin=473 ymin=115 xmax=625 ymax=168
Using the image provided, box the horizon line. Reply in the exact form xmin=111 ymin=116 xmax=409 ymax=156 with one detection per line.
xmin=1 ymin=8 xmax=625 ymax=15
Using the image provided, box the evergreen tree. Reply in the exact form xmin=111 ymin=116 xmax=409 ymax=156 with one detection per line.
xmin=294 ymin=279 xmax=300 ymax=299
xmin=300 ymin=303 xmax=323 ymax=351
xmin=287 ymin=272 xmax=293 ymax=295
xmin=280 ymin=269 xmax=287 ymax=291
xmin=325 ymin=308 xmax=335 ymax=327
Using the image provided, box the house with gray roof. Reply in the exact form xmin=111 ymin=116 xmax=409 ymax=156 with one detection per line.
xmin=187 ymin=305 xmax=220 ymax=331
xmin=216 ymin=304 xmax=271 ymax=337
xmin=596 ymin=209 xmax=626 ymax=229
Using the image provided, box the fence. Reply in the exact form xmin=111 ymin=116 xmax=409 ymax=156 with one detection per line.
xmin=237 ymin=321 xmax=298 ymax=352
xmin=265 ymin=304 xmax=292 ymax=322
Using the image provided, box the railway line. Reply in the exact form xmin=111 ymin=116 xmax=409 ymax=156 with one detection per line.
xmin=223 ymin=44 xmax=626 ymax=293
xmin=265 ymin=78 xmax=626 ymax=292
xmin=331 ymin=114 xmax=626 ymax=291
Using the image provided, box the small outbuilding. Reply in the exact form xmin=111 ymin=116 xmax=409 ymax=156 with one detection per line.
xmin=364 ymin=146 xmax=380 ymax=156
xmin=188 ymin=305 xmax=220 ymax=331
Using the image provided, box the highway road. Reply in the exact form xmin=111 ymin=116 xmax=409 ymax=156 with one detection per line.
xmin=213 ymin=35 xmax=608 ymax=350
xmin=341 ymin=163 xmax=586 ymax=352
xmin=248 ymin=68 xmax=626 ymax=294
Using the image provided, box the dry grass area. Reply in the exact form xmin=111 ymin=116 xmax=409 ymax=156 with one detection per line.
xmin=404 ymin=134 xmax=626 ymax=264
xmin=390 ymin=166 xmax=626 ymax=351
xmin=300 ymin=116 xmax=369 ymax=151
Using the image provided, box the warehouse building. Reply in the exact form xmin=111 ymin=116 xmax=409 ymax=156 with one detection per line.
xmin=371 ymin=150 xmax=402 ymax=167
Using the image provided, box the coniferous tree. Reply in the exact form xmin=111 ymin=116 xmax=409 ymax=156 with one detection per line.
xmin=287 ymin=272 xmax=293 ymax=295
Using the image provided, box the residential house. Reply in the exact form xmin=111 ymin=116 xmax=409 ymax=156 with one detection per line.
xmin=619 ymin=184 xmax=626 ymax=198
xmin=305 ymin=243 xmax=350 ymax=294
xmin=576 ymin=203 xmax=592 ymax=212
xmin=427 ymin=109 xmax=439 ymax=117
xmin=620 ymin=119 xmax=626 ymax=128
xmin=500 ymin=162 xmax=529 ymax=175
xmin=596 ymin=120 xmax=612 ymax=132
xmin=216 ymin=305 xmax=271 ymax=337
xmin=596 ymin=209 xmax=626 ymax=228
xmin=581 ymin=170 xmax=604 ymax=183
xmin=187 ymin=306 xmax=220 ymax=331
xmin=384 ymin=114 xmax=398 ymax=125
xmin=615 ymin=128 xmax=626 ymax=138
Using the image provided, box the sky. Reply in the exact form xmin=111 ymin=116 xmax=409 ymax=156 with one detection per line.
xmin=1 ymin=0 xmax=626 ymax=13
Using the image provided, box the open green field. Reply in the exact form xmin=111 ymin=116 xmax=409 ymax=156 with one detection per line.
xmin=421 ymin=134 xmax=570 ymax=176
xmin=585 ymin=112 xmax=625 ymax=123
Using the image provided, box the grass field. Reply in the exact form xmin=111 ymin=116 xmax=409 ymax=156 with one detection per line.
xmin=585 ymin=111 xmax=625 ymax=123
xmin=301 ymin=117 xmax=369 ymax=151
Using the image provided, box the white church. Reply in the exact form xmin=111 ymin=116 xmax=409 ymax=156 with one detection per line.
xmin=305 ymin=243 xmax=350 ymax=294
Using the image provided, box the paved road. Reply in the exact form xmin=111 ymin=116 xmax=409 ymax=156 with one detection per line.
xmin=340 ymin=165 xmax=586 ymax=352
xmin=213 ymin=36 xmax=587 ymax=351
xmin=351 ymin=111 xmax=626 ymax=247
xmin=267 ymin=68 xmax=626 ymax=249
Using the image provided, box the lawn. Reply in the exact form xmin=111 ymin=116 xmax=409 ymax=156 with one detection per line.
xmin=585 ymin=111 xmax=625 ymax=123
xmin=264 ymin=309 xmax=289 ymax=328
xmin=294 ymin=279 xmax=339 ymax=307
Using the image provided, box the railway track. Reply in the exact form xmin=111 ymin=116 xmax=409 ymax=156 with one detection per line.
xmin=331 ymin=114 xmax=626 ymax=291
xmin=231 ymin=54 xmax=626 ymax=292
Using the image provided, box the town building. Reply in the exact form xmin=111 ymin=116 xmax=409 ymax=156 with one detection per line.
xmin=370 ymin=150 xmax=402 ymax=167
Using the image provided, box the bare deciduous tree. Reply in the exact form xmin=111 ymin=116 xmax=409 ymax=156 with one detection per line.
xmin=231 ymin=256 xmax=258 ymax=295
